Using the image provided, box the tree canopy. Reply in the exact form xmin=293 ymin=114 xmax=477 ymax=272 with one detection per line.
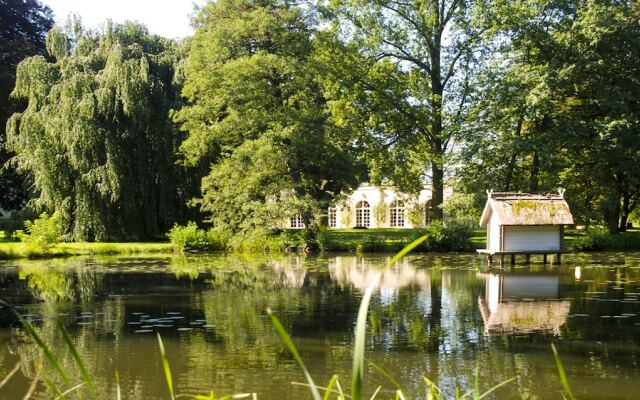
xmin=6 ymin=20 xmax=192 ymax=240
xmin=175 ymin=0 xmax=363 ymax=233
xmin=0 ymin=0 xmax=54 ymax=211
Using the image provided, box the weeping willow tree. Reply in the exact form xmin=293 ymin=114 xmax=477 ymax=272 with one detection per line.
xmin=6 ymin=20 xmax=191 ymax=241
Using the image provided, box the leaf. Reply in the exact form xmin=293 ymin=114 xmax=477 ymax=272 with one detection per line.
xmin=352 ymin=235 xmax=428 ymax=400
xmin=157 ymin=333 xmax=175 ymax=400
xmin=56 ymin=320 xmax=97 ymax=399
xmin=551 ymin=343 xmax=576 ymax=400
xmin=268 ymin=310 xmax=322 ymax=400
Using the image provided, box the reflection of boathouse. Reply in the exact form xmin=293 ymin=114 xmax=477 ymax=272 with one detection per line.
xmin=478 ymin=273 xmax=571 ymax=335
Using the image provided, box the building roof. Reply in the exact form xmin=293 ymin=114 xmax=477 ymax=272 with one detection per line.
xmin=479 ymin=190 xmax=574 ymax=227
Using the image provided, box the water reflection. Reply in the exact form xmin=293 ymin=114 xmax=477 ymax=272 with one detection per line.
xmin=328 ymin=256 xmax=430 ymax=290
xmin=0 ymin=253 xmax=638 ymax=399
xmin=478 ymin=272 xmax=571 ymax=335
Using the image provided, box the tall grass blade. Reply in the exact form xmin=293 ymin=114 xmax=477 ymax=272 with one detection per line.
xmin=56 ymin=320 xmax=97 ymax=399
xmin=335 ymin=377 xmax=346 ymax=399
xmin=22 ymin=363 xmax=41 ymax=400
xmin=474 ymin=366 xmax=479 ymax=400
xmin=369 ymin=385 xmax=381 ymax=400
xmin=353 ymin=235 xmax=428 ymax=400
xmin=0 ymin=300 xmax=71 ymax=389
xmin=365 ymin=359 xmax=401 ymax=390
xmin=42 ymin=370 xmax=65 ymax=399
xmin=385 ymin=235 xmax=428 ymax=268
xmin=477 ymin=377 xmax=516 ymax=399
xmin=55 ymin=383 xmax=86 ymax=399
xmin=157 ymin=333 xmax=175 ymax=400
xmin=0 ymin=362 xmax=21 ymax=389
xmin=551 ymin=343 xmax=576 ymax=400
xmin=115 ymin=371 xmax=122 ymax=400
xmin=267 ymin=310 xmax=322 ymax=400
xmin=324 ymin=375 xmax=339 ymax=400
xmin=423 ymin=376 xmax=443 ymax=400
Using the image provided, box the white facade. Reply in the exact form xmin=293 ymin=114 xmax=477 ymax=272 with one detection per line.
xmin=503 ymin=226 xmax=561 ymax=252
xmin=288 ymin=184 xmax=451 ymax=229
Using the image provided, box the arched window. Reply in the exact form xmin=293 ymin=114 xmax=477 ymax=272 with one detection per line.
xmin=328 ymin=207 xmax=337 ymax=228
xmin=355 ymin=201 xmax=370 ymax=228
xmin=390 ymin=200 xmax=405 ymax=227
xmin=290 ymin=215 xmax=305 ymax=229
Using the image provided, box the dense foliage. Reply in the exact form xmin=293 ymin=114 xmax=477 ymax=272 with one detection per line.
xmin=6 ymin=20 xmax=193 ymax=240
xmin=0 ymin=0 xmax=54 ymax=211
xmin=3 ymin=0 xmax=639 ymax=243
xmin=456 ymin=0 xmax=640 ymax=233
xmin=175 ymin=0 xmax=362 ymax=236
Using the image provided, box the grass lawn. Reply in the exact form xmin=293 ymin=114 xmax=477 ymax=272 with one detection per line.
xmin=321 ymin=227 xmax=488 ymax=252
xmin=0 ymin=235 xmax=173 ymax=260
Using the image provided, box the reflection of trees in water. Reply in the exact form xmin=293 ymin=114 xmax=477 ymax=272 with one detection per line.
xmin=10 ymin=298 xmax=126 ymax=399
xmin=17 ymin=260 xmax=102 ymax=302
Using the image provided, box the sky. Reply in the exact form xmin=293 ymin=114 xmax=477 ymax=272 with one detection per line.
xmin=40 ymin=0 xmax=205 ymax=39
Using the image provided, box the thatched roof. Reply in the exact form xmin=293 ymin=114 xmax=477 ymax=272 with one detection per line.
xmin=479 ymin=190 xmax=574 ymax=226
xmin=478 ymin=298 xmax=571 ymax=335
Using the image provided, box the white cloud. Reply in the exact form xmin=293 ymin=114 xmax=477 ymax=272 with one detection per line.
xmin=41 ymin=0 xmax=205 ymax=38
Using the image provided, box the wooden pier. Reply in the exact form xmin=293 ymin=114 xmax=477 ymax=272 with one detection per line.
xmin=477 ymin=249 xmax=569 ymax=266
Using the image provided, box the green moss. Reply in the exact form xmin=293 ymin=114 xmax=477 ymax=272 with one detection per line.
xmin=510 ymin=200 xmax=541 ymax=214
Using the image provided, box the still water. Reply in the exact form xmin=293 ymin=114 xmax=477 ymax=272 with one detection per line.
xmin=0 ymin=253 xmax=639 ymax=399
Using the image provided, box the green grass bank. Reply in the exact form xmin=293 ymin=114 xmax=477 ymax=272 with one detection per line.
xmin=2 ymin=227 xmax=640 ymax=260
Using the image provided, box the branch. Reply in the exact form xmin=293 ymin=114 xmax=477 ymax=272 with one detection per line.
xmin=442 ymin=28 xmax=487 ymax=87
xmin=380 ymin=38 xmax=432 ymax=75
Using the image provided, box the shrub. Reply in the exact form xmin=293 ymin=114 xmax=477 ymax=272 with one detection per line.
xmin=572 ymin=227 xmax=640 ymax=251
xmin=167 ymin=222 xmax=229 ymax=252
xmin=572 ymin=227 xmax=614 ymax=251
xmin=418 ymin=218 xmax=474 ymax=252
xmin=16 ymin=212 xmax=64 ymax=254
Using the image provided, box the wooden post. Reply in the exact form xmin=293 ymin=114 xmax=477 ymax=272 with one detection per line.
xmin=499 ymin=255 xmax=505 ymax=267
xmin=543 ymin=254 xmax=548 ymax=264
xmin=525 ymin=254 xmax=531 ymax=264
xmin=556 ymin=253 xmax=562 ymax=264
xmin=488 ymin=254 xmax=493 ymax=266
xmin=511 ymin=254 xmax=516 ymax=265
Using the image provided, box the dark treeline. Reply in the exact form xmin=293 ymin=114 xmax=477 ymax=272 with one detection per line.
xmin=1 ymin=0 xmax=639 ymax=240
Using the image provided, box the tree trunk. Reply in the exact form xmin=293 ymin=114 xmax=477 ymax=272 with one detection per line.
xmin=619 ymin=192 xmax=630 ymax=232
xmin=504 ymin=114 xmax=524 ymax=191
xmin=604 ymin=192 xmax=621 ymax=235
xmin=429 ymin=28 xmax=444 ymax=220
xmin=529 ymin=149 xmax=539 ymax=193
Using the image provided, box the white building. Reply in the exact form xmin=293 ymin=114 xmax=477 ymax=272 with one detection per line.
xmin=478 ymin=190 xmax=574 ymax=262
xmin=288 ymin=184 xmax=450 ymax=229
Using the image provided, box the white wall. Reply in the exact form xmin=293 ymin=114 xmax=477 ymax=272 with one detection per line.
xmin=488 ymin=214 xmax=502 ymax=252
xmin=503 ymin=226 xmax=561 ymax=252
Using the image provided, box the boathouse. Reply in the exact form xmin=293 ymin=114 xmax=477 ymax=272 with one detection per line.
xmin=478 ymin=190 xmax=574 ymax=264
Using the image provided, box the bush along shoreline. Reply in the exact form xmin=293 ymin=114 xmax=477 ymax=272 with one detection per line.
xmin=4 ymin=213 xmax=640 ymax=260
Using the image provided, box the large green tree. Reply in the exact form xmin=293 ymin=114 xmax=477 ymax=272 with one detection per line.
xmin=7 ymin=20 xmax=191 ymax=240
xmin=175 ymin=0 xmax=362 ymax=233
xmin=0 ymin=0 xmax=54 ymax=211
xmin=317 ymin=0 xmax=492 ymax=218
xmin=456 ymin=0 xmax=640 ymax=233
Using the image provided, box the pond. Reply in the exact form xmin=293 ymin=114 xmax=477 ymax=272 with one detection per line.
xmin=0 ymin=253 xmax=639 ymax=399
